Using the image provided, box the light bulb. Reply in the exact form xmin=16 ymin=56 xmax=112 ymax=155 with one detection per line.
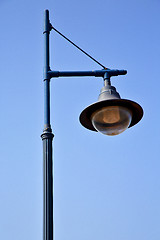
xmin=91 ymin=106 xmax=132 ymax=136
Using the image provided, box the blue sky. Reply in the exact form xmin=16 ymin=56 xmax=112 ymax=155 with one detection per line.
xmin=0 ymin=0 xmax=160 ymax=240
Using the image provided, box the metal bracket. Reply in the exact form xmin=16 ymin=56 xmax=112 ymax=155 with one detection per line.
xmin=47 ymin=69 xmax=127 ymax=80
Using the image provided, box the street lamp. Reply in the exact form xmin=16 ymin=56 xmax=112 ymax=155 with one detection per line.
xmin=80 ymin=70 xmax=143 ymax=136
xmin=41 ymin=9 xmax=143 ymax=240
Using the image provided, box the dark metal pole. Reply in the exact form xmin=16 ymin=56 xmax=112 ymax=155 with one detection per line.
xmin=41 ymin=9 xmax=54 ymax=240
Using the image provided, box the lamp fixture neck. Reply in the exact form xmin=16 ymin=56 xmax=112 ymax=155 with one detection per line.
xmin=103 ymin=72 xmax=111 ymax=86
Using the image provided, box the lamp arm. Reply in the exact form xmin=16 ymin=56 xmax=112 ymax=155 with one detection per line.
xmin=47 ymin=69 xmax=127 ymax=79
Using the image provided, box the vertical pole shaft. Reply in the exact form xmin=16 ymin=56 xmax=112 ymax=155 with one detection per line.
xmin=41 ymin=9 xmax=54 ymax=240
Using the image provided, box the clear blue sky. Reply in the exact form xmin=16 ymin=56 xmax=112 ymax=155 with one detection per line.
xmin=0 ymin=0 xmax=160 ymax=240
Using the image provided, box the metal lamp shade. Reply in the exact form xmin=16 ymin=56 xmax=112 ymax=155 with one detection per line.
xmin=79 ymin=99 xmax=143 ymax=134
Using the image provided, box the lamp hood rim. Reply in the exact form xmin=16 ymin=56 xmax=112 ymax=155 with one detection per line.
xmin=79 ymin=99 xmax=143 ymax=132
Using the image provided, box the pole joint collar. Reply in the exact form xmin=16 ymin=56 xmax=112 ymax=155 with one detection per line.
xmin=41 ymin=131 xmax=54 ymax=140
xmin=43 ymin=23 xmax=52 ymax=34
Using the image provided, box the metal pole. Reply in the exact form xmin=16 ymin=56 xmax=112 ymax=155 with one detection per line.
xmin=41 ymin=9 xmax=54 ymax=240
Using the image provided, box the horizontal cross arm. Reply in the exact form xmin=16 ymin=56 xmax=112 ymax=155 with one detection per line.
xmin=47 ymin=69 xmax=127 ymax=79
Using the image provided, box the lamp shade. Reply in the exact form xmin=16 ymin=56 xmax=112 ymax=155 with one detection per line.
xmin=79 ymin=99 xmax=143 ymax=135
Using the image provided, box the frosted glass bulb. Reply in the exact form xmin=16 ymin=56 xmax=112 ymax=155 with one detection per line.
xmin=91 ymin=106 xmax=132 ymax=136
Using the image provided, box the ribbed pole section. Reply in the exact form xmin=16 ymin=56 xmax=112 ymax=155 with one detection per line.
xmin=41 ymin=9 xmax=54 ymax=240
xmin=41 ymin=132 xmax=54 ymax=240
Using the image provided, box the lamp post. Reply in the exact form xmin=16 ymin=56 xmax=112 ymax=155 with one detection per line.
xmin=41 ymin=9 xmax=143 ymax=240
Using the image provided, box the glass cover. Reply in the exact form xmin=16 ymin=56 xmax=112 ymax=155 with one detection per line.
xmin=91 ymin=106 xmax=132 ymax=136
